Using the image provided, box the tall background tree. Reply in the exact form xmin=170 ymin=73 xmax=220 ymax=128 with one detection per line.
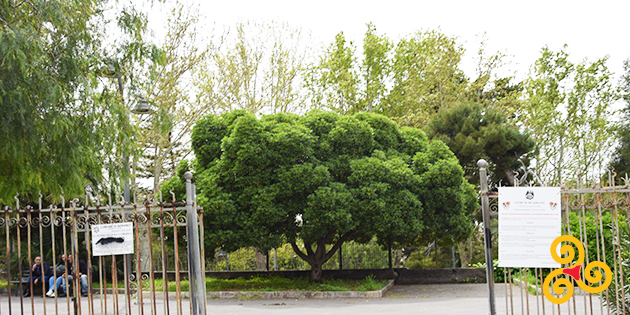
xmin=609 ymin=59 xmax=630 ymax=183
xmin=195 ymin=20 xmax=312 ymax=115
xmin=193 ymin=110 xmax=476 ymax=281
xmin=426 ymin=102 xmax=537 ymax=186
xmin=134 ymin=3 xmax=209 ymax=194
xmin=520 ymin=46 xmax=619 ymax=185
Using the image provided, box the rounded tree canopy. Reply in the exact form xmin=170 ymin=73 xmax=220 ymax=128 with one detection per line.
xmin=193 ymin=110 xmax=476 ymax=252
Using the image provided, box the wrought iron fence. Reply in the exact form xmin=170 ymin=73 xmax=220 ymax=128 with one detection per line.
xmin=480 ymin=160 xmax=630 ymax=315
xmin=0 ymin=173 xmax=205 ymax=315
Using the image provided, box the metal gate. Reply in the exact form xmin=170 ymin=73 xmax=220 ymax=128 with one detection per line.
xmin=0 ymin=172 xmax=205 ymax=315
xmin=479 ymin=160 xmax=629 ymax=315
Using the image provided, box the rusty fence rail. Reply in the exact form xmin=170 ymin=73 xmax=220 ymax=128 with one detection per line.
xmin=0 ymin=174 xmax=205 ymax=315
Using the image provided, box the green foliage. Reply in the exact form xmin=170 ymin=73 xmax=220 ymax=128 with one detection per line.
xmin=567 ymin=211 xmax=627 ymax=272
xmin=384 ymin=30 xmax=468 ymax=126
xmin=195 ymin=21 xmax=311 ymax=114
xmin=609 ymin=60 xmax=630 ymax=182
xmin=159 ymin=159 xmax=191 ymax=202
xmin=603 ymin=221 xmax=630 ymax=314
xmin=205 ymin=275 xmax=387 ymax=292
xmin=0 ymin=0 xmax=163 ymax=203
xmin=193 ymin=110 xmax=474 ymax=281
xmin=426 ymin=102 xmax=537 ymax=185
xmin=521 ymin=46 xmax=618 ymax=185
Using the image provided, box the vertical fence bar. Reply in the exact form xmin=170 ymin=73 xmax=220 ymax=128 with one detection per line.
xmin=158 ymin=201 xmax=170 ymax=315
xmin=50 ymin=206 xmax=59 ymax=315
xmin=609 ymin=203 xmax=621 ymax=313
xmin=524 ymin=268 xmax=530 ymax=315
xmin=96 ymin=204 xmax=106 ymax=315
xmin=4 ymin=206 xmax=12 ymax=315
xmin=84 ymin=197 xmax=95 ymax=315
xmin=478 ymin=159 xmax=496 ymax=315
xmin=519 ymin=268 xmax=524 ymax=315
xmin=15 ymin=201 xmax=25 ymax=315
xmin=595 ymin=194 xmax=609 ymax=315
xmin=539 ymin=268 xmax=545 ymax=315
xmin=26 ymin=205 xmax=34 ymax=315
xmin=61 ymin=196 xmax=72 ymax=315
xmin=71 ymin=200 xmax=82 ymax=315
xmin=121 ymin=201 xmax=132 ymax=315
xmin=193 ymin=184 xmax=207 ymax=314
xmin=109 ymin=197 xmax=120 ymax=315
xmin=611 ymin=191 xmax=626 ymax=315
xmin=145 ymin=201 xmax=157 ymax=315
xmin=37 ymin=195 xmax=46 ymax=314
xmin=509 ymin=268 xmax=514 ymax=315
xmin=505 ymin=268 xmax=509 ymax=315
xmin=172 ymin=199 xmax=182 ymax=315
xmin=185 ymin=172 xmax=205 ymax=315
xmin=132 ymin=203 xmax=144 ymax=315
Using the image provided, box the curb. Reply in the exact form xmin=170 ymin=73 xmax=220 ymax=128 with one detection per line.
xmin=207 ymin=279 xmax=396 ymax=299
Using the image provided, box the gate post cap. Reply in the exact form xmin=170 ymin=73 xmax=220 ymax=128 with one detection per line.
xmin=477 ymin=159 xmax=488 ymax=168
xmin=184 ymin=171 xmax=193 ymax=181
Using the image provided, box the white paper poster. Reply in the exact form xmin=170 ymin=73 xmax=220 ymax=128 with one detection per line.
xmin=91 ymin=222 xmax=134 ymax=256
xmin=498 ymin=187 xmax=561 ymax=268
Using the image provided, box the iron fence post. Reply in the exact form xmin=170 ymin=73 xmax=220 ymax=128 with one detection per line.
xmin=185 ymin=172 xmax=205 ymax=315
xmin=478 ymin=159 xmax=496 ymax=315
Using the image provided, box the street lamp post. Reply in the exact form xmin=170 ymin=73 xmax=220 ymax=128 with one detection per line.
xmin=101 ymin=60 xmax=154 ymax=314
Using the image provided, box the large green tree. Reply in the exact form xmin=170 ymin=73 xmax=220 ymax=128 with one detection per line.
xmin=0 ymin=0 xmax=159 ymax=203
xmin=193 ymin=110 xmax=475 ymax=282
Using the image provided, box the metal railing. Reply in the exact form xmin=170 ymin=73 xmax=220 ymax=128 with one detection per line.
xmin=480 ymin=160 xmax=629 ymax=315
xmin=0 ymin=172 xmax=205 ymax=315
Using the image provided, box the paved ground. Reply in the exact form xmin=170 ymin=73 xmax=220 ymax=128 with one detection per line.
xmin=0 ymin=284 xmax=608 ymax=315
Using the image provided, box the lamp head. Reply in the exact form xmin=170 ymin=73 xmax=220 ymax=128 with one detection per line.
xmin=131 ymin=97 xmax=154 ymax=114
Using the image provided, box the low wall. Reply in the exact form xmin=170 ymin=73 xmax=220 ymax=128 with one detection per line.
xmin=198 ymin=269 xmax=397 ymax=281
xmin=161 ymin=268 xmax=486 ymax=284
xmin=394 ymin=268 xmax=486 ymax=285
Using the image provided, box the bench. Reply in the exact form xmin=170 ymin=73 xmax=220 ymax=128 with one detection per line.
xmin=9 ymin=271 xmax=46 ymax=297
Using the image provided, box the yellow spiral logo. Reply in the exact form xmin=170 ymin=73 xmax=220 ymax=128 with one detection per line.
xmin=543 ymin=235 xmax=612 ymax=304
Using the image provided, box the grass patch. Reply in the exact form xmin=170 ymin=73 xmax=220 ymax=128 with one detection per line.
xmin=206 ymin=275 xmax=387 ymax=292
xmin=513 ymin=272 xmax=540 ymax=295
xmin=88 ymin=275 xmax=388 ymax=292
xmin=0 ymin=280 xmax=7 ymax=289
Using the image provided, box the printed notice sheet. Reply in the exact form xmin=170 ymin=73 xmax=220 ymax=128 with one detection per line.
xmin=498 ymin=187 xmax=561 ymax=268
xmin=91 ymin=222 xmax=134 ymax=256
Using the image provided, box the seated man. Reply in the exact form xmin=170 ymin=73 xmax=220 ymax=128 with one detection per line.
xmin=23 ymin=256 xmax=52 ymax=297
xmin=46 ymin=254 xmax=66 ymax=297
xmin=52 ymin=254 xmax=88 ymax=297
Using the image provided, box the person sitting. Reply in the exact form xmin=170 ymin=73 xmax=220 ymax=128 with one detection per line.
xmin=23 ymin=256 xmax=52 ymax=297
xmin=49 ymin=254 xmax=89 ymax=297
xmin=46 ymin=254 xmax=67 ymax=297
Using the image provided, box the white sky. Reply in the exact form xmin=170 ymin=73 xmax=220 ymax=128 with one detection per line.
xmin=146 ymin=0 xmax=629 ymax=82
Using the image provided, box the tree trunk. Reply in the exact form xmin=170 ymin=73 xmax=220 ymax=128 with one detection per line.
xmin=139 ymin=228 xmax=152 ymax=272
xmin=255 ymin=249 xmax=267 ymax=271
xmin=457 ymin=239 xmax=472 ymax=268
xmin=310 ymin=263 xmax=323 ymax=283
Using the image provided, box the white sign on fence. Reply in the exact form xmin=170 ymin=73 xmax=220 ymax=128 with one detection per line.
xmin=91 ymin=222 xmax=134 ymax=256
xmin=498 ymin=187 xmax=561 ymax=268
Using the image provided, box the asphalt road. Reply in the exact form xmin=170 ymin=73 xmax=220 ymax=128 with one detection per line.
xmin=1 ymin=283 xmax=606 ymax=315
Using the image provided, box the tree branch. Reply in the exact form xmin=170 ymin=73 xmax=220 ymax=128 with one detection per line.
xmin=324 ymin=230 xmax=356 ymax=262
xmin=304 ymin=240 xmax=315 ymax=257
xmin=290 ymin=241 xmax=311 ymax=264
